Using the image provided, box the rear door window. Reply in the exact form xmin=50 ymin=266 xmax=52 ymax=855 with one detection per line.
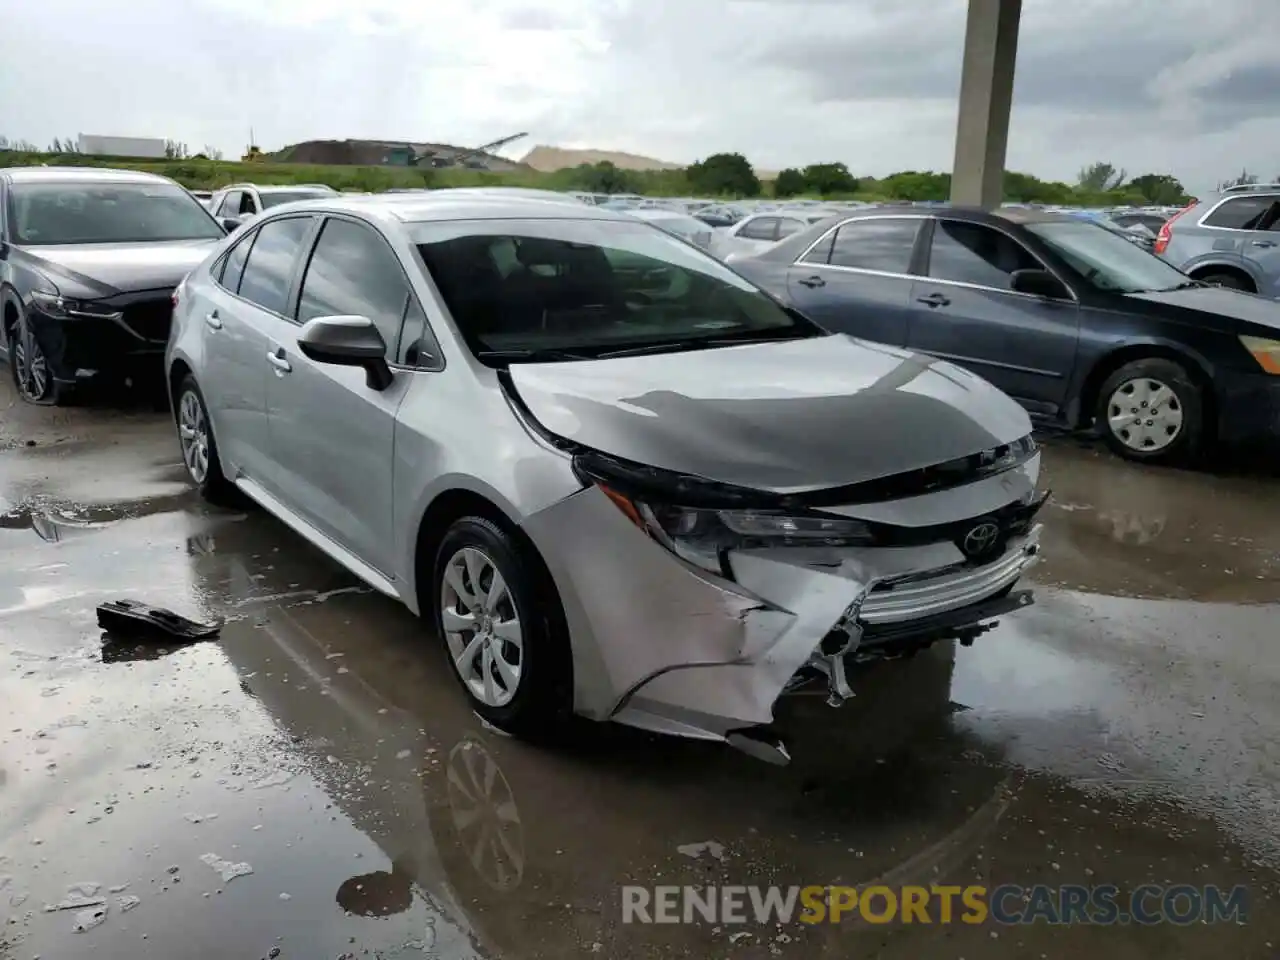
xmin=738 ymin=217 xmax=778 ymax=241
xmin=236 ymin=216 xmax=313 ymax=315
xmin=828 ymin=218 xmax=921 ymax=274
xmin=218 ymin=229 xmax=256 ymax=293
xmin=776 ymin=217 xmax=805 ymax=239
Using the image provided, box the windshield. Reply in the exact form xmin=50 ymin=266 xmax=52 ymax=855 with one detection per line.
xmin=1025 ymin=219 xmax=1190 ymax=294
xmin=412 ymin=217 xmax=816 ymax=361
xmin=259 ymin=189 xmax=332 ymax=209
xmin=9 ymin=181 xmax=224 ymax=245
xmin=641 ymin=214 xmax=713 ymax=238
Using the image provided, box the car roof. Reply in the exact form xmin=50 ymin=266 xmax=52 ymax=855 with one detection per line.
xmin=1 ymin=166 xmax=174 ymax=185
xmin=750 ymin=204 xmax=1080 ymax=263
xmin=259 ymin=189 xmax=638 ymax=225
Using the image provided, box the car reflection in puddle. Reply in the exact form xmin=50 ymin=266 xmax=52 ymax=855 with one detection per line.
xmin=445 ymin=739 xmax=525 ymax=893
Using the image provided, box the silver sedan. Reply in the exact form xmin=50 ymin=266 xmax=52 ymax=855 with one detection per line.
xmin=166 ymin=190 xmax=1043 ymax=761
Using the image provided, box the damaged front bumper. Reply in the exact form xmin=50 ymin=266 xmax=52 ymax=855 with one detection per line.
xmin=523 ymin=471 xmax=1044 ymax=755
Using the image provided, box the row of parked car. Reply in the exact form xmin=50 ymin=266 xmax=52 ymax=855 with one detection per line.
xmin=1 ymin=165 xmax=1278 ymax=760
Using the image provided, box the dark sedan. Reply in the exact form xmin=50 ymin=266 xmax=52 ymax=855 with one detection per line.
xmin=1 ymin=167 xmax=225 ymax=404
xmin=733 ymin=207 xmax=1280 ymax=464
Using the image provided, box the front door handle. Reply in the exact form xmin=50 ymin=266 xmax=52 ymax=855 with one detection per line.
xmin=917 ymin=292 xmax=951 ymax=307
xmin=204 ymin=311 xmax=223 ymax=330
xmin=266 ymin=349 xmax=292 ymax=374
xmin=797 ymin=275 xmax=825 ymax=288
xmin=1251 ymin=240 xmax=1277 ymax=248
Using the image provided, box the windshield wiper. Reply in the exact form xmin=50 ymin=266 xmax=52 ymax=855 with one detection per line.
xmin=594 ymin=330 xmax=811 ymax=360
xmin=474 ymin=348 xmax=595 ymax=363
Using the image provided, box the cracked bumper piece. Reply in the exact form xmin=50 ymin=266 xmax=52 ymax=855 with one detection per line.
xmin=523 ymin=484 xmax=1042 ymax=743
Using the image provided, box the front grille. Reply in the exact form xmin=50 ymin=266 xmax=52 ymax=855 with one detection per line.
xmin=118 ymin=298 xmax=174 ymax=343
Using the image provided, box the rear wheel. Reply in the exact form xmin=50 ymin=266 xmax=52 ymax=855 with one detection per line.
xmin=433 ymin=516 xmax=570 ymax=737
xmin=1096 ymin=357 xmax=1205 ymax=465
xmin=175 ymin=375 xmax=234 ymax=501
xmin=1195 ymin=271 xmax=1252 ymax=292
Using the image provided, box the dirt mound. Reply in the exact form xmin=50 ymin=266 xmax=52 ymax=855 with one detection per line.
xmin=521 ymin=145 xmax=683 ymax=172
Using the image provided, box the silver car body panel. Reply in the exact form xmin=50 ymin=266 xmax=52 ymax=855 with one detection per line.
xmin=166 ymin=191 xmax=1044 ymax=750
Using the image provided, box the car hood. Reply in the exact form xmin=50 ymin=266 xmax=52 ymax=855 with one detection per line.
xmin=1124 ymin=285 xmax=1280 ymax=335
xmin=507 ymin=335 xmax=1033 ymax=493
xmin=17 ymin=240 xmax=220 ymax=299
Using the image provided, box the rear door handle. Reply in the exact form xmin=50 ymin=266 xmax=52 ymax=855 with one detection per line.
xmin=266 ymin=349 xmax=292 ymax=374
xmin=917 ymin=292 xmax=951 ymax=307
xmin=1251 ymin=240 xmax=1277 ymax=248
xmin=797 ymin=275 xmax=825 ymax=288
xmin=204 ymin=311 xmax=223 ymax=330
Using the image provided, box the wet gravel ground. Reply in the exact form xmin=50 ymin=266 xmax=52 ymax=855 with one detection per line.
xmin=2 ymin=377 xmax=1279 ymax=959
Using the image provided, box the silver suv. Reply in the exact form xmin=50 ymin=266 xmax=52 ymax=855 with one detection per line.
xmin=1156 ymin=184 xmax=1280 ymax=295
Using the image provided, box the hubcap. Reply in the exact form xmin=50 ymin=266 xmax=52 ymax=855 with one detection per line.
xmin=12 ymin=324 xmax=49 ymax=401
xmin=178 ymin=390 xmax=210 ymax=483
xmin=440 ymin=546 xmax=523 ymax=707
xmin=1106 ymin=377 xmax=1184 ymax=452
xmin=446 ymin=740 xmax=524 ymax=891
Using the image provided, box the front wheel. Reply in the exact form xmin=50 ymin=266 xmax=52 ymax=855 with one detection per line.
xmin=6 ymin=315 xmax=63 ymax=405
xmin=433 ymin=516 xmax=570 ymax=737
xmin=1095 ymin=357 xmax=1205 ymax=465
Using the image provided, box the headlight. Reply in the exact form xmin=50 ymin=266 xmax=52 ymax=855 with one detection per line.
xmin=30 ymin=290 xmax=123 ymax=321
xmin=1240 ymin=335 xmax=1280 ymax=375
xmin=579 ymin=454 xmax=874 ymax=576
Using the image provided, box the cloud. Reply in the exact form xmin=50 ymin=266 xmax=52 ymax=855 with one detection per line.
xmin=0 ymin=0 xmax=1276 ymax=192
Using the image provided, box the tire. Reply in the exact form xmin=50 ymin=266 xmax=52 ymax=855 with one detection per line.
xmin=6 ymin=313 xmax=68 ymax=405
xmin=433 ymin=516 xmax=570 ymax=737
xmin=1196 ymin=271 xmax=1251 ymax=292
xmin=174 ymin=375 xmax=234 ymax=501
xmin=1095 ymin=357 xmax=1205 ymax=465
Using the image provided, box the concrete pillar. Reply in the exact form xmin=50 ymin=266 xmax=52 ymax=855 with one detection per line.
xmin=950 ymin=0 xmax=1022 ymax=209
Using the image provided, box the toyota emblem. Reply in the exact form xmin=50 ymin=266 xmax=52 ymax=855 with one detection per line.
xmin=961 ymin=521 xmax=1001 ymax=558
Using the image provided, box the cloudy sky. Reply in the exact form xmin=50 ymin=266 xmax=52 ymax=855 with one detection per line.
xmin=1 ymin=0 xmax=1275 ymax=192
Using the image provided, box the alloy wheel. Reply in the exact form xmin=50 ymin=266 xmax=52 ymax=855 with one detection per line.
xmin=440 ymin=546 xmax=524 ymax=708
xmin=1106 ymin=377 xmax=1184 ymax=452
xmin=12 ymin=323 xmax=49 ymax=402
xmin=177 ymin=389 xmax=211 ymax=484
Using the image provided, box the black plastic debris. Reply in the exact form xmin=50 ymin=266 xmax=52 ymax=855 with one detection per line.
xmin=96 ymin=600 xmax=222 ymax=641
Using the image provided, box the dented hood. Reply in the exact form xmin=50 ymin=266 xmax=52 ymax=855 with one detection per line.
xmin=507 ymin=334 xmax=1033 ymax=493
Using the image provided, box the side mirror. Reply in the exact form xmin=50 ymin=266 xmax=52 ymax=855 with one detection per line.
xmin=220 ymin=217 xmax=243 ymax=231
xmin=296 ymin=315 xmax=394 ymax=391
xmin=1010 ymin=268 xmax=1070 ymax=300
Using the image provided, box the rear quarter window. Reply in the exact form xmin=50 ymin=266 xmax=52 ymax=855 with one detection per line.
xmin=1202 ymin=197 xmax=1280 ymax=231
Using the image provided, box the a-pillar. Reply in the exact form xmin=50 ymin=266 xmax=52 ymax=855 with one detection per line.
xmin=949 ymin=0 xmax=1022 ymax=209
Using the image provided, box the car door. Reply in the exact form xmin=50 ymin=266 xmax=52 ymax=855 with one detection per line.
xmin=196 ymin=224 xmax=278 ymax=484
xmin=906 ymin=217 xmax=1080 ymax=412
xmin=784 ymin=216 xmax=923 ymax=347
xmin=261 ymin=215 xmax=417 ymax=575
xmin=216 ymin=214 xmax=318 ymax=492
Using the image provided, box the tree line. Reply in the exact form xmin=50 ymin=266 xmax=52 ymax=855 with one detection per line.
xmin=568 ymin=155 xmax=1208 ymax=206
xmin=0 ymin=138 xmax=1268 ymax=204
